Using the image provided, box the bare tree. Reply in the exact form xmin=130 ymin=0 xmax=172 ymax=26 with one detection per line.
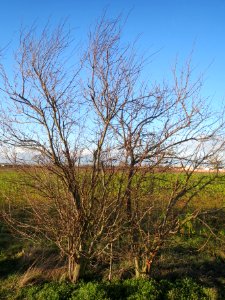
xmin=0 ymin=16 xmax=224 ymax=282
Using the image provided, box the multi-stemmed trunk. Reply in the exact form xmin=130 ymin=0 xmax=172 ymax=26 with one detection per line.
xmin=134 ymin=248 xmax=159 ymax=278
xmin=68 ymin=254 xmax=87 ymax=283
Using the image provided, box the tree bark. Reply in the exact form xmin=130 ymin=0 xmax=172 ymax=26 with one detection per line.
xmin=134 ymin=248 xmax=159 ymax=279
xmin=68 ymin=255 xmax=87 ymax=283
xmin=134 ymin=256 xmax=148 ymax=279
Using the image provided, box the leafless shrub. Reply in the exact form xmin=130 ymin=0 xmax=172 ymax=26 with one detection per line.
xmin=0 ymin=15 xmax=224 ymax=281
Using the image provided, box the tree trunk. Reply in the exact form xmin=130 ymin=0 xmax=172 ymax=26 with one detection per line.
xmin=68 ymin=255 xmax=87 ymax=283
xmin=126 ymin=165 xmax=134 ymax=220
xmin=134 ymin=249 xmax=159 ymax=278
xmin=134 ymin=256 xmax=148 ymax=279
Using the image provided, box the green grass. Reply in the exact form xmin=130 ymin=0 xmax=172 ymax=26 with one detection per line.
xmin=0 ymin=277 xmax=220 ymax=299
xmin=0 ymin=168 xmax=224 ymax=298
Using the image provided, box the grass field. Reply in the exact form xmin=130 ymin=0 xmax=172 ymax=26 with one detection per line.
xmin=0 ymin=168 xmax=225 ymax=299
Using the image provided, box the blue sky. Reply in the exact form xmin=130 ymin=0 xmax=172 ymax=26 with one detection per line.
xmin=0 ymin=0 xmax=224 ymax=108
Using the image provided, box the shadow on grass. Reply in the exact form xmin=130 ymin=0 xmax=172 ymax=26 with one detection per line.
xmin=152 ymin=242 xmax=225 ymax=298
xmin=0 ymin=257 xmax=24 ymax=278
xmin=0 ymin=222 xmax=25 ymax=278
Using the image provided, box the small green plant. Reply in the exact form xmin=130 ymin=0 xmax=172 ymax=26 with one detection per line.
xmin=71 ymin=281 xmax=109 ymax=300
xmin=203 ymin=287 xmax=218 ymax=300
xmin=124 ymin=278 xmax=161 ymax=300
xmin=16 ymin=282 xmax=75 ymax=300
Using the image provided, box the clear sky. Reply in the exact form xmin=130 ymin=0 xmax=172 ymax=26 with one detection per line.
xmin=0 ymin=0 xmax=225 ymax=108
